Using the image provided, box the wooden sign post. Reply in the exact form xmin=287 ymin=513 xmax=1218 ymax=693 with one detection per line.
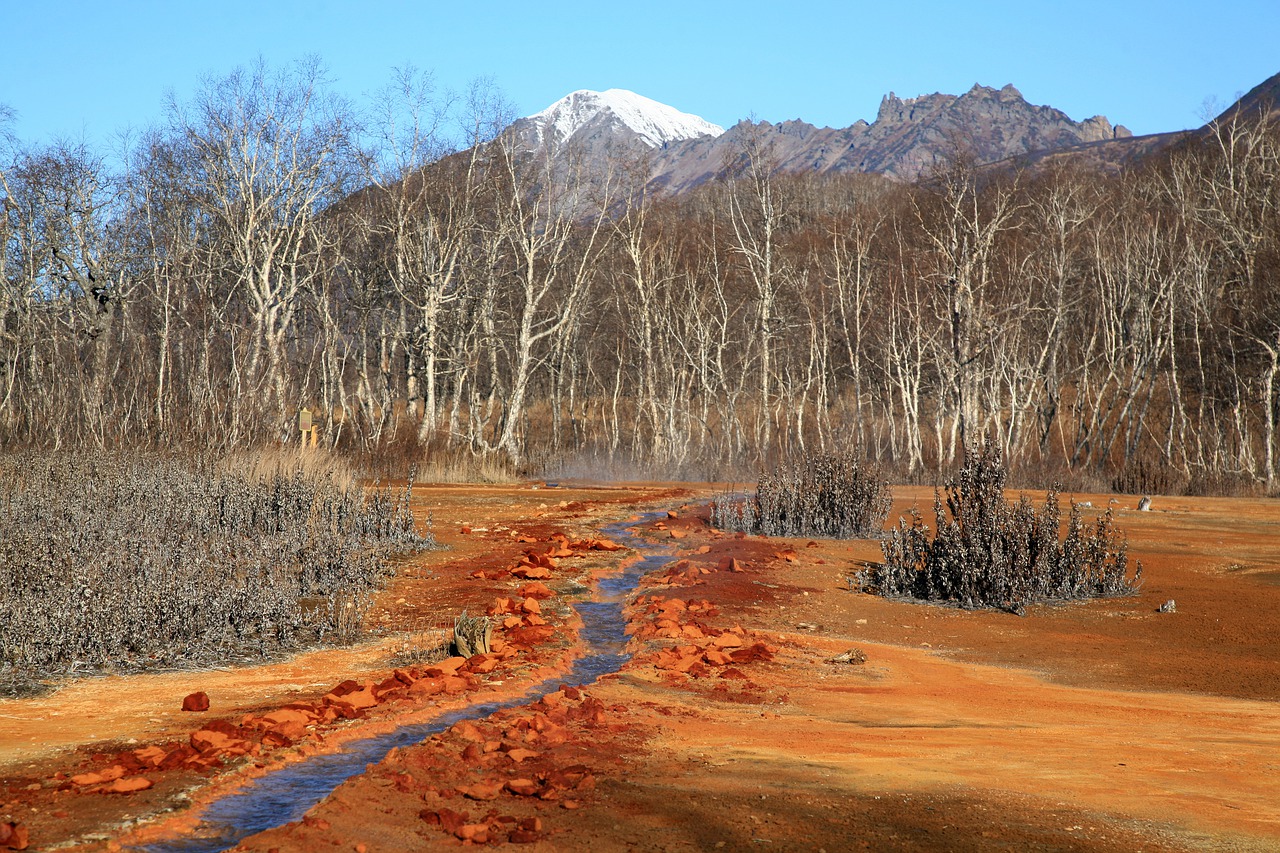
xmin=299 ymin=407 xmax=314 ymax=448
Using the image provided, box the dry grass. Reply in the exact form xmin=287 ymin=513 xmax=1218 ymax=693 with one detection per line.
xmin=219 ymin=446 xmax=361 ymax=489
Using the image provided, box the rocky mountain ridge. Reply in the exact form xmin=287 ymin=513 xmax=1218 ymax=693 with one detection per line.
xmin=508 ymin=82 xmax=1136 ymax=191
xmin=642 ymin=82 xmax=1133 ymax=191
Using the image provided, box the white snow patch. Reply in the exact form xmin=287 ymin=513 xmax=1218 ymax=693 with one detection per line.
xmin=529 ymin=89 xmax=723 ymax=148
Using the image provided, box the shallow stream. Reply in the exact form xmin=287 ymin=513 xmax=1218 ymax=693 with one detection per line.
xmin=142 ymin=513 xmax=673 ymax=853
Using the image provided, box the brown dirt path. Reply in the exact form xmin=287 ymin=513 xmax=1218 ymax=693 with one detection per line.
xmin=223 ymin=488 xmax=1280 ymax=852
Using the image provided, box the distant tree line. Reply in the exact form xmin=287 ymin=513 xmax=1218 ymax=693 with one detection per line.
xmin=2 ymin=60 xmax=1278 ymax=492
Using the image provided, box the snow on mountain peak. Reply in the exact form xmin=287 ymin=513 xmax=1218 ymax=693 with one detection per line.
xmin=529 ymin=89 xmax=724 ymax=148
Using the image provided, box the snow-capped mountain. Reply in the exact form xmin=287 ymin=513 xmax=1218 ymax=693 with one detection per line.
xmin=490 ymin=82 xmax=1172 ymax=207
xmin=515 ymin=89 xmax=724 ymax=151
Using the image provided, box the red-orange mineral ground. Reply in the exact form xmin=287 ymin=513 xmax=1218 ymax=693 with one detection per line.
xmin=3 ymin=484 xmax=1278 ymax=851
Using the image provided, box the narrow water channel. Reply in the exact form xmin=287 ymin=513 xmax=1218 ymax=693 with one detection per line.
xmin=141 ymin=514 xmax=673 ymax=853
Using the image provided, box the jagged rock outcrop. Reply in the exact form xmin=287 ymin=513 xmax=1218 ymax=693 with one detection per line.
xmin=643 ymin=82 xmax=1133 ymax=191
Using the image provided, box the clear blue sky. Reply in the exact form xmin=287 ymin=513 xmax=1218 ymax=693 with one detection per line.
xmin=3 ymin=0 xmax=1277 ymax=150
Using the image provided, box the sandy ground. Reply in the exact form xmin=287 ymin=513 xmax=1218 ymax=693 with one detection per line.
xmin=2 ymin=484 xmax=1278 ymax=851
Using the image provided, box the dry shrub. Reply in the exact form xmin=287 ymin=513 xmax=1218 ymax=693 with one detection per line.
xmin=0 ymin=451 xmax=436 ymax=694
xmin=712 ymin=451 xmax=892 ymax=539
xmin=879 ymin=440 xmax=1142 ymax=611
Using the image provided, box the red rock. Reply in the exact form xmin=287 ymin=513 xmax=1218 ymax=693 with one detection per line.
xmin=393 ymin=667 xmax=417 ymax=686
xmin=456 ymin=824 xmax=490 ymax=843
xmin=720 ymin=557 xmax=745 ymax=573
xmin=181 ymin=691 xmax=210 ymax=712
xmin=511 ymin=566 xmax=552 ymax=580
xmin=104 ymin=777 xmax=153 ymax=794
xmin=467 ymin=654 xmax=500 ymax=674
xmin=667 ymin=510 xmax=679 ymax=519
xmin=590 ymin=538 xmax=625 ymax=551
xmin=421 ymin=807 xmax=470 ymax=835
xmin=263 ymin=708 xmax=313 ymax=728
xmin=520 ymin=597 xmax=541 ymax=615
xmin=545 ymin=765 xmax=594 ymax=792
xmin=506 ymin=625 xmax=555 ymax=646
xmin=190 ymin=730 xmax=240 ymax=752
xmin=452 ymin=721 xmax=488 ymax=742
xmin=711 ymin=633 xmax=744 ymax=649
xmin=426 ymin=656 xmax=467 ymax=677
xmin=376 ymin=675 xmax=406 ymax=696
xmin=505 ymin=747 xmax=538 ymax=763
xmin=457 ymin=781 xmax=503 ymax=801
xmin=509 ymin=828 xmax=540 ymax=844
xmin=460 ymin=743 xmax=483 ymax=763
xmin=460 ymin=526 xmax=472 ymax=534
xmin=132 ymin=745 xmax=168 ymax=769
xmin=501 ymin=615 xmax=524 ymax=629
xmin=730 ymin=643 xmax=776 ymax=663
xmin=442 ymin=675 xmax=470 ymax=694
xmin=330 ymin=679 xmax=362 ymax=696
xmin=267 ymin=720 xmax=307 ymax=742
xmin=518 ymin=817 xmax=543 ymax=832
xmin=576 ymin=698 xmax=608 ymax=724
xmin=408 ymin=677 xmax=444 ymax=697
xmin=0 ymin=821 xmax=29 ymax=851
xmin=159 ymin=746 xmax=197 ymax=770
xmin=695 ymin=545 xmax=711 ymax=554
xmin=71 ymin=765 xmax=124 ymax=787
xmin=505 ymin=778 xmax=540 ymax=796
xmin=561 ymin=686 xmax=581 ymax=700
xmin=519 ymin=581 xmax=554 ymax=599
xmin=703 ymin=649 xmax=733 ymax=666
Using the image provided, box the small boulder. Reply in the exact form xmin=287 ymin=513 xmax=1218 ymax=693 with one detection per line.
xmin=0 ymin=821 xmax=29 ymax=851
xmin=518 ymin=581 xmax=554 ymax=599
xmin=181 ymin=691 xmax=210 ymax=712
xmin=104 ymin=777 xmax=153 ymax=795
xmin=457 ymin=781 xmax=503 ymax=801
xmin=506 ymin=778 xmax=541 ymax=796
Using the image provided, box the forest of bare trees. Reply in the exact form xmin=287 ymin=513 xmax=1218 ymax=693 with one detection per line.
xmin=2 ymin=61 xmax=1278 ymax=492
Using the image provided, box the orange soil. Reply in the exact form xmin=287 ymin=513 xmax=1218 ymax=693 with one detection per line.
xmin=3 ymin=485 xmax=1279 ymax=852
